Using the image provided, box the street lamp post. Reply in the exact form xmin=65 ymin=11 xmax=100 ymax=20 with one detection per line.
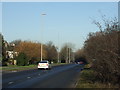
xmin=57 ymin=32 xmax=60 ymax=63
xmin=40 ymin=13 xmax=46 ymax=61
xmin=67 ymin=47 xmax=70 ymax=63
xmin=57 ymin=48 xmax=60 ymax=63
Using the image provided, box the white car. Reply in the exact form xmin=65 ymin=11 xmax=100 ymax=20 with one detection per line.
xmin=38 ymin=60 xmax=51 ymax=70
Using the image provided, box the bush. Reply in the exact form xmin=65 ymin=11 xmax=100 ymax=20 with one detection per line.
xmin=84 ymin=18 xmax=120 ymax=85
xmin=80 ymin=70 xmax=95 ymax=83
xmin=77 ymin=70 xmax=119 ymax=88
xmin=16 ymin=52 xmax=28 ymax=66
xmin=2 ymin=61 xmax=9 ymax=66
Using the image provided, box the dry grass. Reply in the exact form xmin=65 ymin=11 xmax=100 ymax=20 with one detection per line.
xmin=76 ymin=64 xmax=119 ymax=88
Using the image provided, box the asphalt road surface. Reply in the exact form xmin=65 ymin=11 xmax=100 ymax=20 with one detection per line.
xmin=2 ymin=64 xmax=83 ymax=88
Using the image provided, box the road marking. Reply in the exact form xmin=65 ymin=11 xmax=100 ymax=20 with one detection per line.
xmin=8 ymin=82 xmax=14 ymax=84
xmin=12 ymin=71 xmax=17 ymax=72
xmin=27 ymin=77 xmax=31 ymax=79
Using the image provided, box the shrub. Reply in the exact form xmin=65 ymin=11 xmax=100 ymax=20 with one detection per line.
xmin=16 ymin=52 xmax=28 ymax=66
xmin=80 ymin=70 xmax=96 ymax=83
xmin=84 ymin=17 xmax=120 ymax=85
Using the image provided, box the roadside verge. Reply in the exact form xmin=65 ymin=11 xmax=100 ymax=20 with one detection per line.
xmin=2 ymin=63 xmax=70 ymax=74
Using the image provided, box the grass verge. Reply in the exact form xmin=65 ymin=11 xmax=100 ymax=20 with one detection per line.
xmin=76 ymin=64 xmax=119 ymax=88
xmin=1 ymin=63 xmax=68 ymax=72
xmin=1 ymin=65 xmax=37 ymax=71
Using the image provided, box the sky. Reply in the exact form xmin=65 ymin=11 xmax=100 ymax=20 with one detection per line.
xmin=1 ymin=2 xmax=118 ymax=51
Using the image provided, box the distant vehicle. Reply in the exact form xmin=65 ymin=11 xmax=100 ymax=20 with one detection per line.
xmin=77 ymin=61 xmax=84 ymax=64
xmin=38 ymin=60 xmax=51 ymax=70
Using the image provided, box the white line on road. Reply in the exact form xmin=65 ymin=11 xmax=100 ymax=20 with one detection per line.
xmin=27 ymin=77 xmax=31 ymax=79
xmin=8 ymin=82 xmax=14 ymax=84
xmin=12 ymin=71 xmax=17 ymax=72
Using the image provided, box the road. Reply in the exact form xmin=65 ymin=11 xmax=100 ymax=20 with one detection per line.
xmin=2 ymin=64 xmax=83 ymax=88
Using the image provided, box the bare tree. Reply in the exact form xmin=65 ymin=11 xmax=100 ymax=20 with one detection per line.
xmin=84 ymin=17 xmax=120 ymax=85
xmin=60 ymin=43 xmax=74 ymax=63
xmin=45 ymin=41 xmax=58 ymax=63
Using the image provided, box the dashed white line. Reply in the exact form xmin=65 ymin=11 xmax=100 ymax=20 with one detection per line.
xmin=12 ymin=71 xmax=17 ymax=72
xmin=27 ymin=77 xmax=31 ymax=79
xmin=8 ymin=82 xmax=14 ymax=84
